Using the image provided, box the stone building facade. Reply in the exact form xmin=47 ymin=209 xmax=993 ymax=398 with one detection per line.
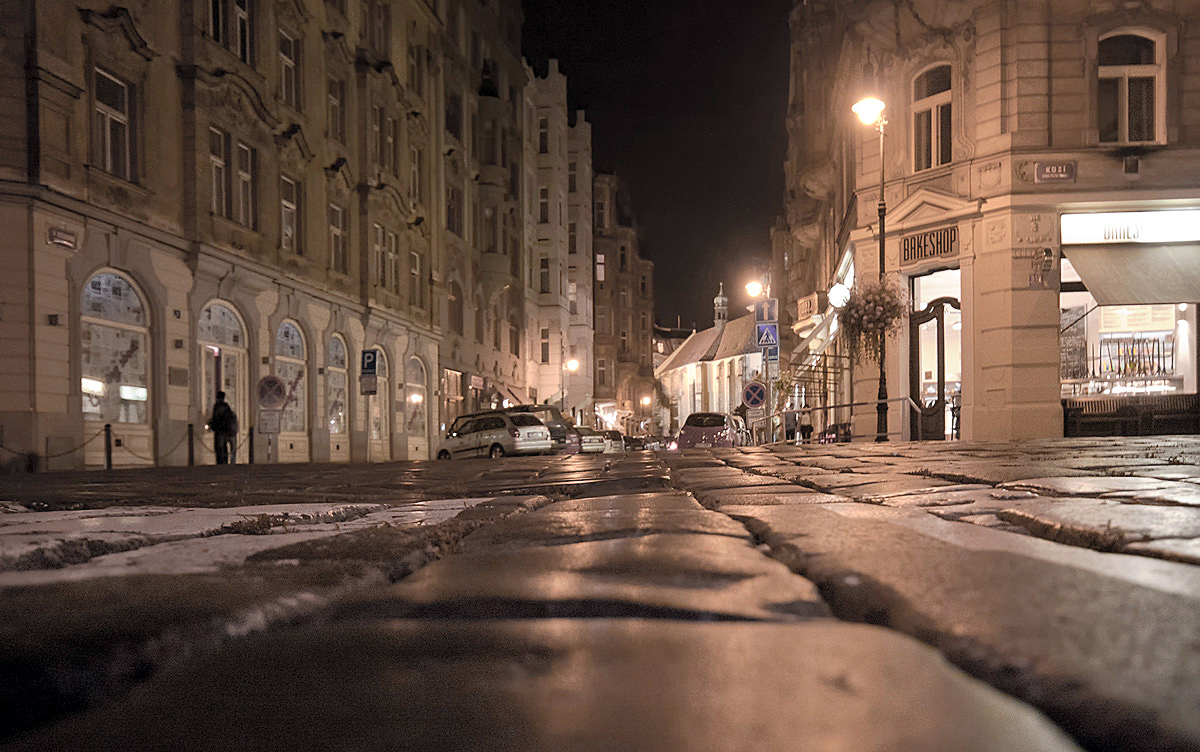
xmin=592 ymin=173 xmax=656 ymax=435
xmin=0 ymin=0 xmax=595 ymax=469
xmin=776 ymin=0 xmax=1200 ymax=442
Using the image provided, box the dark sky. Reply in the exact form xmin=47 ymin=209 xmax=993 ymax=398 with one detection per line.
xmin=521 ymin=0 xmax=792 ymax=330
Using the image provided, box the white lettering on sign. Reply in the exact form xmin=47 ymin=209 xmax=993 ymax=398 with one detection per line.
xmin=901 ymin=226 xmax=959 ymax=266
xmin=1061 ymin=210 xmax=1200 ymax=245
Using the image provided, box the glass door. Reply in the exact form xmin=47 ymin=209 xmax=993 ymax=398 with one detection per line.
xmin=910 ymin=269 xmax=962 ymax=441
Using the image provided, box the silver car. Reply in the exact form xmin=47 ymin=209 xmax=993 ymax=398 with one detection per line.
xmin=436 ymin=411 xmax=552 ymax=459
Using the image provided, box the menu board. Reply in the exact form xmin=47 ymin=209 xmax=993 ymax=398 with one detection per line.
xmin=1100 ymin=305 xmax=1175 ymax=333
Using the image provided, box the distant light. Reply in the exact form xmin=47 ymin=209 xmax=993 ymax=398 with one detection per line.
xmin=81 ymin=378 xmax=105 ymax=396
xmin=1180 ymin=304 xmax=1189 ymax=312
xmin=745 ymin=281 xmax=763 ymax=298
xmin=852 ymin=97 xmax=886 ymax=126
xmin=641 ymin=396 xmax=651 ymax=406
xmin=119 ymin=385 xmax=148 ymax=401
xmin=409 ymin=392 xmax=424 ymax=404
xmin=566 ymin=358 xmax=580 ymax=372
xmin=828 ymin=283 xmax=851 ymax=309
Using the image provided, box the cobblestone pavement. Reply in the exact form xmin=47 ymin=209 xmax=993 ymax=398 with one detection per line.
xmin=2 ymin=437 xmax=1199 ymax=751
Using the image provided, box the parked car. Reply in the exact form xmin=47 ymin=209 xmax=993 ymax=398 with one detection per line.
xmin=731 ymin=416 xmax=751 ymax=446
xmin=437 ymin=411 xmax=552 ymax=459
xmin=576 ymin=426 xmax=607 ymax=454
xmin=623 ymin=435 xmax=647 ymax=451
xmin=505 ymin=405 xmax=581 ymax=454
xmin=676 ymin=412 xmax=738 ymax=449
xmin=601 ymin=430 xmax=625 ymax=453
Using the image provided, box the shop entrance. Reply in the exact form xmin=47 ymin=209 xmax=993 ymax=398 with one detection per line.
xmin=909 ymin=269 xmax=962 ymax=441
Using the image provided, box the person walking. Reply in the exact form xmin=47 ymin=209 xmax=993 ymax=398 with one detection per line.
xmin=799 ymin=403 xmax=814 ymax=444
xmin=783 ymin=402 xmax=798 ymax=443
xmin=209 ymin=391 xmax=238 ymax=464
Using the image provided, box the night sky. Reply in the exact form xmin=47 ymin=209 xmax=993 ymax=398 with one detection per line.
xmin=521 ymin=0 xmax=793 ymax=331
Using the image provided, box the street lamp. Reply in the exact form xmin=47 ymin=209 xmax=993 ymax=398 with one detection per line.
xmin=745 ymin=280 xmax=763 ymax=299
xmin=562 ymin=357 xmax=580 ymax=419
xmin=853 ymin=94 xmax=889 ymax=442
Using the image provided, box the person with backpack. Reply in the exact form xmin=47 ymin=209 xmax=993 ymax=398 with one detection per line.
xmin=209 ymin=391 xmax=238 ymax=464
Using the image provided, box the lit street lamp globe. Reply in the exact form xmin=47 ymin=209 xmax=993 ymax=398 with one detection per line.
xmin=852 ymin=96 xmax=886 ymax=126
xmin=641 ymin=396 xmax=651 ymax=407
xmin=745 ymin=280 xmax=763 ymax=298
xmin=566 ymin=358 xmax=580 ymax=372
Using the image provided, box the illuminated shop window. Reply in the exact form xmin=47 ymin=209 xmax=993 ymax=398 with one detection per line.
xmin=81 ymin=272 xmax=149 ymax=424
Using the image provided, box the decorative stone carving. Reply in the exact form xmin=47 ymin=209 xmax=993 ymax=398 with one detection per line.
xmin=1015 ymin=213 xmax=1054 ymax=246
xmin=985 ymin=218 xmax=1008 ymax=248
xmin=80 ymin=7 xmax=157 ymax=61
xmin=1014 ymin=161 xmax=1036 ymax=183
xmin=978 ymin=161 xmax=1002 ymax=189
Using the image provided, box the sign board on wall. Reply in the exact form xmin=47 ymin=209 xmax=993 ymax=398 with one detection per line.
xmin=1061 ymin=210 xmax=1200 ymax=245
xmin=1035 ymin=161 xmax=1076 ymax=183
xmin=1099 ymin=304 xmax=1175 ymax=333
xmin=900 ymin=226 xmax=959 ymax=267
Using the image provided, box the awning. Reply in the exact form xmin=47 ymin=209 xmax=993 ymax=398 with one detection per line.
xmin=500 ymin=385 xmax=525 ymax=405
xmin=789 ymin=310 xmax=839 ymax=368
xmin=1061 ymin=243 xmax=1200 ymax=305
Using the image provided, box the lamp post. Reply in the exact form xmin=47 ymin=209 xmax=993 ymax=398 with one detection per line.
xmin=745 ymin=276 xmax=776 ymax=442
xmin=852 ymin=95 xmax=889 ymax=442
xmin=563 ymin=357 xmax=579 ymax=420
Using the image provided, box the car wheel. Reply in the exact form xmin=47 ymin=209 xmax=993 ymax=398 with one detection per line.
xmin=437 ymin=450 xmax=451 ymax=460
xmin=489 ymin=444 xmax=505 ymax=459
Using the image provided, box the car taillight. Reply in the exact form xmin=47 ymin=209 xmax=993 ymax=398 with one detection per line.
xmin=509 ymin=428 xmax=521 ymax=438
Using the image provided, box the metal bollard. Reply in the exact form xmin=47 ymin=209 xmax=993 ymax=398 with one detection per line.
xmin=104 ymin=423 xmax=113 ymax=470
xmin=187 ymin=423 xmax=195 ymax=466
xmin=248 ymin=427 xmax=255 ymax=465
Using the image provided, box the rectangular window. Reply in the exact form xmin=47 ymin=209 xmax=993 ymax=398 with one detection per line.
xmin=235 ymin=142 xmax=256 ymax=227
xmin=281 ymin=176 xmax=299 ymax=252
xmin=279 ymin=31 xmax=299 ymax=108
xmin=371 ymin=105 xmax=383 ymax=163
xmin=568 ymin=222 xmax=577 ymax=253
xmin=447 ymin=186 xmax=463 ymax=235
xmin=596 ymin=201 xmax=607 ymax=229
xmin=328 ymin=78 xmax=346 ymax=143
xmin=329 ymin=203 xmax=348 ymax=274
xmin=386 ymin=116 xmax=399 ymax=174
xmin=410 ymin=145 xmax=423 ymax=203
xmin=373 ymin=223 xmax=386 ymax=288
xmin=235 ymin=0 xmax=252 ymax=64
xmin=597 ymin=305 xmax=610 ymax=335
xmin=407 ymin=44 xmax=424 ymax=97
xmin=410 ymin=251 xmax=423 ymax=309
xmin=95 ymin=69 xmax=133 ymax=181
xmin=539 ymin=257 xmax=550 ymax=294
xmin=208 ymin=0 xmax=225 ymax=43
xmin=569 ymin=281 xmax=578 ymax=315
xmin=539 ymin=187 xmax=549 ymax=224
xmin=209 ymin=127 xmax=228 ymax=217
xmin=540 ymin=328 xmax=550 ymax=363
xmin=568 ymin=161 xmax=577 ymax=192
xmin=596 ymin=252 xmax=605 ymax=282
xmin=598 ymin=359 xmax=608 ymax=387
xmin=538 ymin=117 xmax=549 ymax=154
xmin=445 ymin=91 xmax=462 ymax=141
xmin=386 ymin=230 xmax=399 ymax=292
xmin=483 ymin=207 xmax=497 ymax=253
xmin=510 ymin=322 xmax=520 ymax=356
xmin=482 ymin=119 xmax=496 ymax=165
xmin=371 ymin=1 xmax=389 ymax=57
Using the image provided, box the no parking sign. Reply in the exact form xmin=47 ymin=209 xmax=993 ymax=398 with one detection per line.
xmin=742 ymin=380 xmax=767 ymax=409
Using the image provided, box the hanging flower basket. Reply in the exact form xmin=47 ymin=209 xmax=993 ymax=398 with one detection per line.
xmin=839 ymin=278 xmax=907 ymax=364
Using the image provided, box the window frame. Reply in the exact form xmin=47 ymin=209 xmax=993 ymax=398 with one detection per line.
xmin=911 ymin=64 xmax=953 ymax=173
xmin=280 ymin=174 xmax=299 ymax=252
xmin=329 ymin=202 xmax=348 ymax=274
xmin=94 ymin=68 xmax=134 ymax=182
xmin=279 ymin=30 xmax=300 ymax=108
xmin=1096 ymin=30 xmax=1167 ymax=146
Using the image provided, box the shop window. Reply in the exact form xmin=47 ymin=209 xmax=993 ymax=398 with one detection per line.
xmin=406 ymin=357 xmax=428 ymax=436
xmin=1060 ymin=260 xmax=1196 ymax=397
xmin=369 ymin=350 xmax=389 ymax=441
xmin=912 ymin=64 xmax=952 ymax=172
xmin=1098 ymin=32 xmax=1164 ymax=144
xmin=275 ymin=321 xmax=307 ymax=433
xmin=81 ymin=272 xmax=149 ymax=424
xmin=327 ymin=335 xmax=348 ymax=436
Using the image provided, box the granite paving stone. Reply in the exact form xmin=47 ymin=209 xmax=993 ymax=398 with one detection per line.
xmin=999 ymin=476 xmax=1178 ymax=497
xmin=1125 ymin=537 xmax=1200 ymax=565
xmin=1 ymin=619 xmax=1083 ymax=752
xmin=996 ymin=499 xmax=1200 ymax=548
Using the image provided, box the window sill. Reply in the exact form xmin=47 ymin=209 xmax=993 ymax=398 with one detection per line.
xmin=85 ymin=165 xmax=152 ymax=204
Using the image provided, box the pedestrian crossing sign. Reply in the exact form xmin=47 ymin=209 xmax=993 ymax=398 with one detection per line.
xmin=756 ymin=323 xmax=778 ymax=348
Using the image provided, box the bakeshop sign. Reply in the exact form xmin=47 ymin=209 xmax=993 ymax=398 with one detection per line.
xmin=900 ymin=226 xmax=959 ymax=267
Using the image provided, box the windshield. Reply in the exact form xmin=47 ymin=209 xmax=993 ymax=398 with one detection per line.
xmin=684 ymin=413 xmax=727 ymax=428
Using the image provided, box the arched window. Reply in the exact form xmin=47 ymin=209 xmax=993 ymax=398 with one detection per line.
xmin=81 ymin=272 xmax=149 ymax=424
xmin=369 ymin=349 xmax=390 ymax=442
xmin=327 ymin=335 xmax=348 ymax=436
xmin=448 ymin=280 xmax=464 ymax=334
xmin=275 ymin=321 xmax=307 ymax=433
xmin=912 ymin=65 xmax=952 ymax=171
xmin=198 ymin=302 xmax=247 ymax=436
xmin=1098 ymin=32 xmax=1164 ymax=144
xmin=405 ymin=356 xmax=427 ymax=437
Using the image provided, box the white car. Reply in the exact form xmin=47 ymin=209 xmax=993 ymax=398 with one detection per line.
xmin=601 ymin=430 xmax=625 ymax=454
xmin=576 ymin=427 xmax=607 ymax=454
xmin=436 ymin=411 xmax=552 ymax=459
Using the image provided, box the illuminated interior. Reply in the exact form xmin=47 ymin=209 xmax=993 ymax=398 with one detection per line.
xmin=910 ymin=269 xmax=962 ymax=439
